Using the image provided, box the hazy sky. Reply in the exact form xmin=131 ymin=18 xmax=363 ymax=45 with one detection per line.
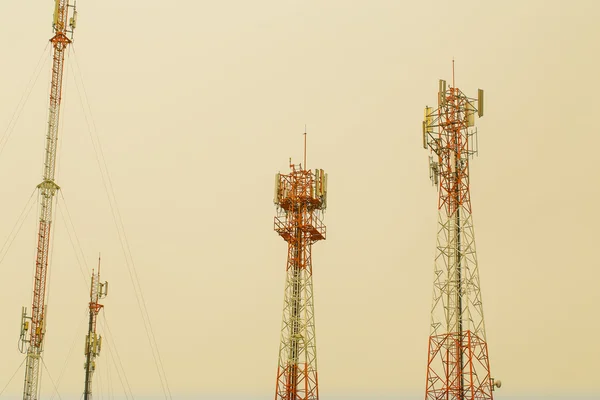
xmin=0 ymin=0 xmax=599 ymax=398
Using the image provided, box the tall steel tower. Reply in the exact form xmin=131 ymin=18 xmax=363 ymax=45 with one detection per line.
xmin=84 ymin=258 xmax=108 ymax=400
xmin=18 ymin=1 xmax=78 ymax=399
xmin=273 ymin=138 xmax=328 ymax=400
xmin=421 ymin=67 xmax=501 ymax=400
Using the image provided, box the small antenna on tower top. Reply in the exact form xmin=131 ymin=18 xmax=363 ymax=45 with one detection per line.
xmin=452 ymin=58 xmax=455 ymax=88
xmin=303 ymin=125 xmax=307 ymax=171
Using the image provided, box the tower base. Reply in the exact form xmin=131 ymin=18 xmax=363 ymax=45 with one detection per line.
xmin=425 ymin=330 xmax=493 ymax=400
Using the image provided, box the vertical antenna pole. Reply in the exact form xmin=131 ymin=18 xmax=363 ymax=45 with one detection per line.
xmin=303 ymin=125 xmax=307 ymax=171
xmin=452 ymin=58 xmax=455 ymax=88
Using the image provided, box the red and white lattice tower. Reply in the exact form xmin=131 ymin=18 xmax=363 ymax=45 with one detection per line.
xmin=272 ymin=139 xmax=328 ymax=400
xmin=421 ymin=68 xmax=501 ymax=400
xmin=84 ymin=258 xmax=108 ymax=400
xmin=18 ymin=1 xmax=78 ymax=399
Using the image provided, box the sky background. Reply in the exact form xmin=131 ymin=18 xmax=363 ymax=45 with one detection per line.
xmin=0 ymin=0 xmax=599 ymax=399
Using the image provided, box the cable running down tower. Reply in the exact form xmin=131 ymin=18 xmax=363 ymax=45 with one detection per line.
xmin=421 ymin=70 xmax=501 ymax=399
xmin=273 ymin=138 xmax=328 ymax=400
xmin=18 ymin=1 xmax=78 ymax=399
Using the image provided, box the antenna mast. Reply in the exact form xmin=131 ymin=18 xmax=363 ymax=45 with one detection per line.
xmin=422 ymin=71 xmax=500 ymax=399
xmin=303 ymin=125 xmax=307 ymax=170
xmin=272 ymin=140 xmax=328 ymax=400
xmin=18 ymin=1 xmax=78 ymax=399
xmin=84 ymin=257 xmax=108 ymax=400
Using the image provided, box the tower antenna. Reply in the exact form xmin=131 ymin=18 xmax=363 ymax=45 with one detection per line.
xmin=18 ymin=1 xmax=78 ymax=398
xmin=452 ymin=58 xmax=455 ymax=88
xmin=421 ymin=68 xmax=500 ymax=399
xmin=303 ymin=125 xmax=307 ymax=171
xmin=83 ymin=257 xmax=108 ymax=400
xmin=272 ymin=142 xmax=328 ymax=400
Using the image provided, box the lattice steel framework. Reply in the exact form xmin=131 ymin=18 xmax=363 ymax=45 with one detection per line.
xmin=273 ymin=157 xmax=328 ymax=400
xmin=84 ymin=258 xmax=108 ymax=400
xmin=18 ymin=1 xmax=78 ymax=399
xmin=421 ymin=71 xmax=500 ymax=400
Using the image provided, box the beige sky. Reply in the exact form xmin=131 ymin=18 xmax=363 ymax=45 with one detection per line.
xmin=0 ymin=0 xmax=599 ymax=398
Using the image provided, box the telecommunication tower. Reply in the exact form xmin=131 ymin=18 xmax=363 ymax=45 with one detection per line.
xmin=84 ymin=258 xmax=108 ymax=400
xmin=272 ymin=136 xmax=328 ymax=400
xmin=18 ymin=1 xmax=78 ymax=399
xmin=421 ymin=67 xmax=501 ymax=400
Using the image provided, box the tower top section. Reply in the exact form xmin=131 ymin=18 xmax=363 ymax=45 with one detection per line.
xmin=52 ymin=0 xmax=78 ymax=41
xmin=273 ymin=161 xmax=327 ymax=244
xmin=422 ymin=78 xmax=484 ymax=156
xmin=274 ymin=162 xmax=328 ymax=213
xmin=422 ymin=73 xmax=485 ymax=213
